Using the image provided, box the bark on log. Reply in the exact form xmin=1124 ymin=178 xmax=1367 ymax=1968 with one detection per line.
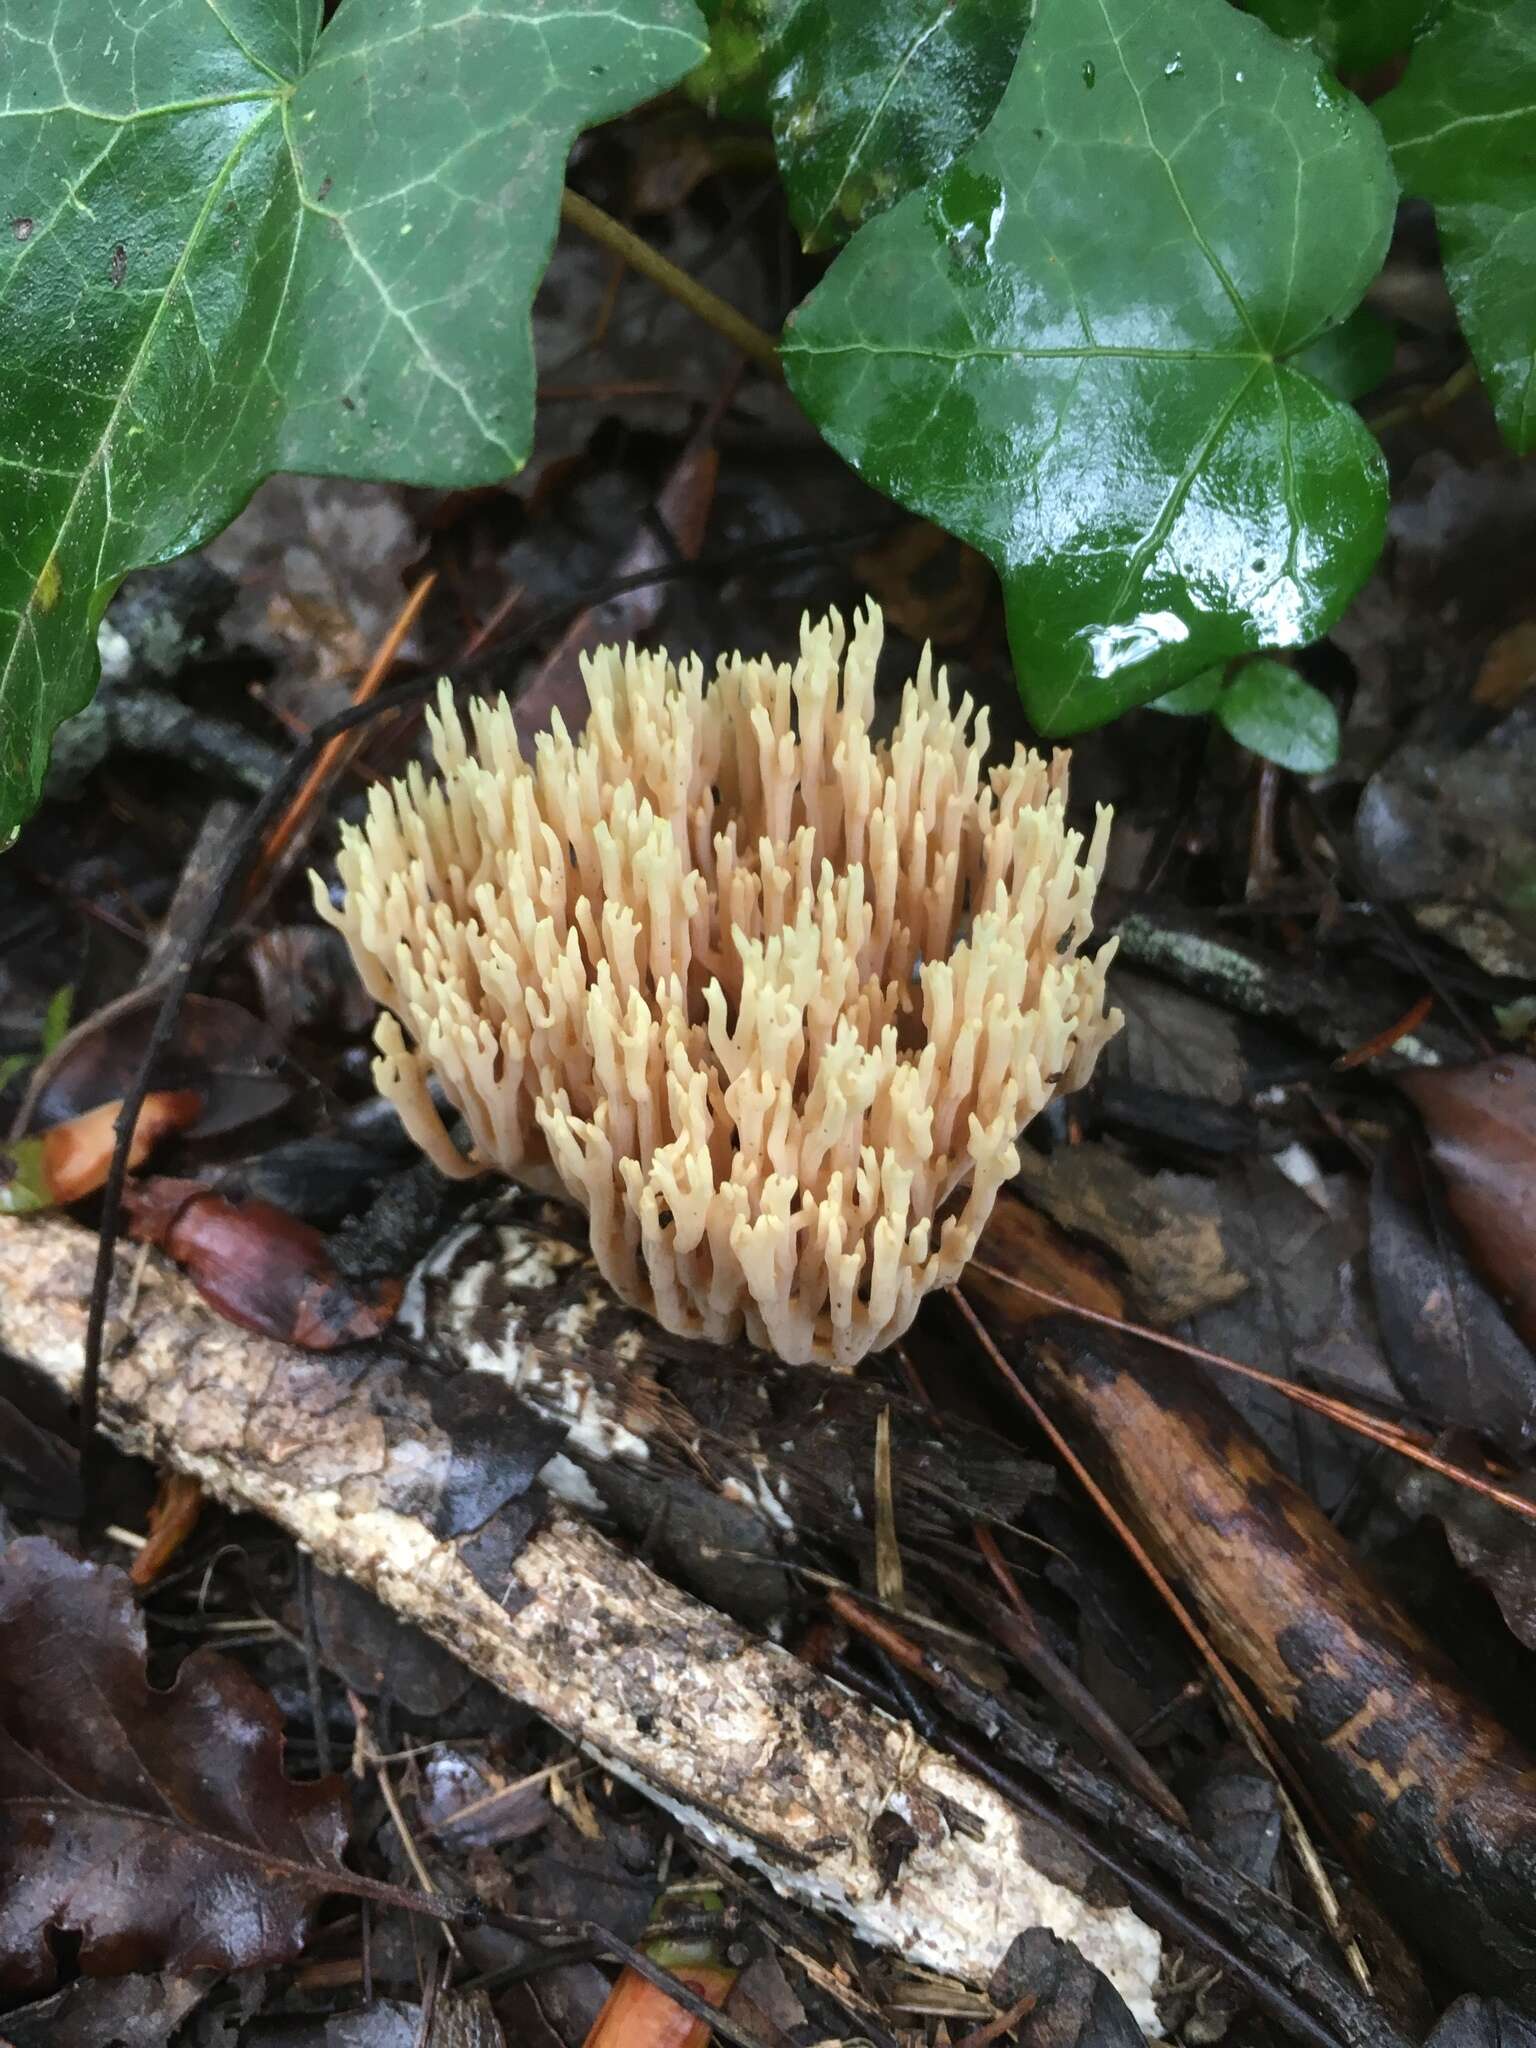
xmin=0 ymin=1211 xmax=1163 ymax=2028
xmin=971 ymin=1200 xmax=1536 ymax=2004
xmin=385 ymin=1196 xmax=1416 ymax=2048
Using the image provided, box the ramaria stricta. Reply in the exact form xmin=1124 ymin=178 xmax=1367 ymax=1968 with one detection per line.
xmin=316 ymin=604 xmax=1121 ymax=1368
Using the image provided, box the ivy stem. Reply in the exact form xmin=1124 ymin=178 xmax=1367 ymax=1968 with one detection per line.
xmin=1367 ymin=356 xmax=1479 ymax=435
xmin=559 ymin=187 xmax=783 ymax=377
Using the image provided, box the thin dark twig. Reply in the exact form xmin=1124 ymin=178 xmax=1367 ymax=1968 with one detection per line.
xmin=297 ymin=1549 xmax=334 ymax=1779
xmin=942 ymin=1726 xmax=1353 ymax=2048
xmin=687 ymin=1846 xmax=906 ymax=2048
xmin=1130 ymin=717 xmax=1210 ymax=902
xmin=868 ymin=1639 xmax=936 ymax=1735
xmin=585 ymin=1926 xmax=758 ymax=2046
xmin=949 ymin=1292 xmax=1292 ymax=1784
xmin=953 ymin=1293 xmax=1388 ymax=1978
xmin=476 ymin=1914 xmax=766 ymax=2048
xmin=1298 ymin=792 xmax=1493 ymax=1058
xmin=960 ymin=1268 xmax=1536 ymax=1526
xmin=833 ymin=1647 xmax=1291 ymax=2027
xmin=822 ymin=1615 xmax=1405 ymax=2048
xmin=954 ymin=1989 xmax=1037 ymax=2048
xmin=456 ymin=1939 xmax=603 ymax=1995
xmin=899 ymin=1340 xmax=1181 ymax=1820
xmin=414 ymin=1948 xmax=441 ymax=2048
xmin=76 ymin=522 xmax=900 ymax=1489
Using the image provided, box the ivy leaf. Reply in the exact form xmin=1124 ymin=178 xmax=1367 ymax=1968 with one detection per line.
xmin=1293 ymin=306 xmax=1397 ymax=402
xmin=782 ymin=0 xmax=1396 ymax=734
xmin=0 ymin=0 xmax=706 ymax=843
xmin=1216 ymin=659 xmax=1339 ymax=770
xmin=1150 ymin=657 xmax=1340 ymax=771
xmin=1241 ymin=0 xmax=1441 ymax=74
xmin=1377 ymin=0 xmax=1536 ymax=453
xmin=687 ymin=0 xmax=778 ymax=122
xmin=768 ymin=0 xmax=1029 ymax=251
xmin=1150 ymin=671 xmax=1226 ymax=715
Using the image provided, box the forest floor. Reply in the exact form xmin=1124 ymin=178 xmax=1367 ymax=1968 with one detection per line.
xmin=2 ymin=116 xmax=1535 ymax=2048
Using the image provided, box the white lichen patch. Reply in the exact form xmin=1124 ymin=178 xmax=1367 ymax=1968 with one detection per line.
xmin=410 ymin=1226 xmax=656 ymax=1475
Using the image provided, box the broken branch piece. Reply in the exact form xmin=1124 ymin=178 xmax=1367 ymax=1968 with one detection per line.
xmin=0 ymin=1211 xmax=1163 ymax=2028
xmin=317 ymin=605 xmax=1119 ymax=1365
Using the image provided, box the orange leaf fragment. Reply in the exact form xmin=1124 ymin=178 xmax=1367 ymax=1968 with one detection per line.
xmin=40 ymin=1088 xmax=203 ymax=1204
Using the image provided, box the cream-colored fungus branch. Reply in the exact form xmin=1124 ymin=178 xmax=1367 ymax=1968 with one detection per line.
xmin=316 ymin=604 xmax=1120 ymax=1367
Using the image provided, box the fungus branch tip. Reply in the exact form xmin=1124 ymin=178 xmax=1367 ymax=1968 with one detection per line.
xmin=316 ymin=603 xmax=1119 ymax=1367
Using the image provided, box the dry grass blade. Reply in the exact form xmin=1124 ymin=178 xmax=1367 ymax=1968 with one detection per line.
xmin=948 ymin=1290 xmax=1295 ymax=1788
xmin=251 ymin=566 xmax=439 ymax=893
xmin=874 ymin=1407 xmax=903 ymax=1609
xmin=965 ymin=1262 xmax=1536 ymax=1527
xmin=919 ymin=1299 xmax=1381 ymax=2003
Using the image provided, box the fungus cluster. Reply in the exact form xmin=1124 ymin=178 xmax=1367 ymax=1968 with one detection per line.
xmin=317 ymin=604 xmax=1120 ymax=1367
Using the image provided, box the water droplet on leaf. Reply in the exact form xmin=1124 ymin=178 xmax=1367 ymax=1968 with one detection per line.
xmin=1082 ymin=611 xmax=1191 ymax=677
xmin=930 ymin=167 xmax=1006 ymax=270
xmin=1082 ymin=59 xmax=1096 ymax=87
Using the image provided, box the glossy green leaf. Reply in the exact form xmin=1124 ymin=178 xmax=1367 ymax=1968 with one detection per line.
xmin=1150 ymin=671 xmax=1226 ymax=715
xmin=1241 ymin=0 xmax=1441 ymax=73
xmin=0 ymin=0 xmax=706 ymax=842
xmin=1377 ymin=0 xmax=1536 ymax=452
xmin=1293 ymin=306 xmax=1397 ymax=402
xmin=1216 ymin=659 xmax=1339 ymax=770
xmin=782 ymin=0 xmax=1396 ymax=735
xmin=768 ymin=0 xmax=1029 ymax=251
xmin=688 ymin=0 xmax=778 ymax=122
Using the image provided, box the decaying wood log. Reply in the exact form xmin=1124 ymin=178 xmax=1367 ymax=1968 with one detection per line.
xmin=385 ymin=1194 xmax=1416 ymax=2048
xmin=394 ymin=1189 xmax=1052 ymax=1606
xmin=972 ymin=1199 xmax=1536 ymax=2005
xmin=0 ymin=1210 xmax=1164 ymax=2029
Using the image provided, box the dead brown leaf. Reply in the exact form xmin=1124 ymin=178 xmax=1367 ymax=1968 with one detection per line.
xmin=1400 ymin=1057 xmax=1536 ymax=1352
xmin=852 ymin=520 xmax=993 ymax=647
xmin=122 ymin=1178 xmax=403 ymax=1348
xmin=40 ymin=1089 xmax=202 ymax=1204
xmin=1474 ymin=620 xmax=1536 ymax=710
xmin=1370 ymin=1130 xmax=1536 ymax=1456
xmin=0 ymin=1537 xmax=349 ymax=1994
xmin=1009 ymin=1143 xmax=1248 ymax=1324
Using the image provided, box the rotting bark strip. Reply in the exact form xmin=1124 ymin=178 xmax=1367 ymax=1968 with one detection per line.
xmin=0 ymin=1210 xmax=1163 ymax=2028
